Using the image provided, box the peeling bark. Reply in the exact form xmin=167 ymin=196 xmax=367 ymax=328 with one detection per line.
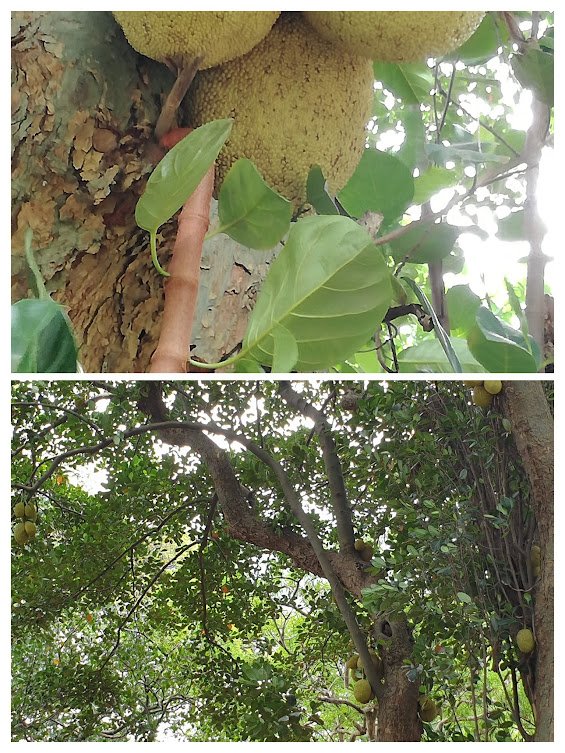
xmin=11 ymin=11 xmax=277 ymax=372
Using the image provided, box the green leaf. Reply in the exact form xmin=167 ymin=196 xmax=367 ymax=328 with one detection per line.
xmin=445 ymin=285 xmax=482 ymax=333
xmin=214 ymin=158 xmax=292 ymax=250
xmin=447 ymin=13 xmax=509 ymax=65
xmin=271 ymin=325 xmax=299 ymax=373
xmin=412 ymin=167 xmax=461 ymax=206
xmin=402 ymin=277 xmax=462 ymax=372
xmin=397 ymin=337 xmax=483 ymax=373
xmin=511 ymin=48 xmax=554 ymax=106
xmin=135 ymin=119 xmax=233 ymax=273
xmin=426 ymin=142 xmax=508 ymax=165
xmin=467 ymin=307 xmax=540 ymax=373
xmin=457 ymin=592 xmax=473 ymax=604
xmin=241 ymin=215 xmax=393 ymax=371
xmin=234 ymin=358 xmax=264 ymax=373
xmin=496 ymin=210 xmax=525 ymax=242
xmin=373 ymin=61 xmax=434 ymax=104
xmin=12 ymin=299 xmax=77 ymax=373
xmin=338 ymin=149 xmax=414 ymax=221
xmin=306 ymin=166 xmax=340 ymax=215
xmin=389 ymin=222 xmax=460 ymax=265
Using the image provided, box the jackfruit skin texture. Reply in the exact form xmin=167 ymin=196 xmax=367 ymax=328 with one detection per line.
xmin=302 ymin=11 xmax=486 ymax=63
xmin=113 ymin=12 xmax=281 ymax=69
xmin=186 ymin=13 xmax=374 ymax=209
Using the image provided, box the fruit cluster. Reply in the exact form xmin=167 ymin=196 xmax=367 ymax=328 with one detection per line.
xmin=12 ymin=501 xmax=38 ymax=546
xmin=464 ymin=380 xmax=503 ymax=409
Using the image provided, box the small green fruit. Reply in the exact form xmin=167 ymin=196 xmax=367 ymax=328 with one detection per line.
xmin=24 ymin=503 xmax=37 ymax=521
xmin=24 ymin=521 xmax=37 ymax=539
xmin=13 ymin=522 xmax=29 ymax=546
xmin=419 ymin=696 xmax=439 ymax=722
xmin=13 ymin=502 xmax=25 ymax=518
xmin=472 ymin=385 xmax=493 ymax=409
xmin=516 ymin=628 xmax=535 ymax=653
xmin=483 ymin=380 xmax=503 ymax=395
xmin=353 ymin=678 xmax=374 ymax=704
xmin=345 ymin=654 xmax=359 ymax=670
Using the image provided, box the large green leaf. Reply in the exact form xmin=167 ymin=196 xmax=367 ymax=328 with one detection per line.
xmin=373 ymin=61 xmax=434 ymax=104
xmin=511 ymin=48 xmax=554 ymax=107
xmin=445 ymin=285 xmax=482 ymax=333
xmin=397 ymin=337 xmax=483 ymax=373
xmin=389 ymin=222 xmax=460 ymax=264
xmin=241 ymin=215 xmax=393 ymax=371
xmin=467 ymin=307 xmax=540 ymax=372
xmin=214 ymin=159 xmax=292 ymax=250
xmin=12 ymin=299 xmax=77 ymax=373
xmin=446 ymin=13 xmax=509 ymax=65
xmin=338 ymin=149 xmax=414 ymax=220
xmin=412 ymin=167 xmax=461 ymax=206
xmin=306 ymin=166 xmax=340 ymax=216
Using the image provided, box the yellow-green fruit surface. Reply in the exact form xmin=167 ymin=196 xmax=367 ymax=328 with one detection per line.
xmin=483 ymin=380 xmax=503 ymax=395
xmin=472 ymin=385 xmax=493 ymax=409
xmin=24 ymin=521 xmax=37 ymax=538
xmin=113 ymin=11 xmax=280 ymax=69
xmin=354 ymin=539 xmax=366 ymax=551
xmin=24 ymin=503 xmax=37 ymax=521
xmin=463 ymin=380 xmax=482 ymax=387
xmin=516 ymin=628 xmax=535 ymax=653
xmin=302 ymin=11 xmax=485 ymax=62
xmin=419 ymin=696 xmax=439 ymax=722
xmin=13 ymin=502 xmax=25 ymax=518
xmin=13 ymin=522 xmax=29 ymax=546
xmin=353 ymin=678 xmax=374 ymax=703
xmin=345 ymin=654 xmax=359 ymax=670
xmin=187 ymin=13 xmax=374 ymax=209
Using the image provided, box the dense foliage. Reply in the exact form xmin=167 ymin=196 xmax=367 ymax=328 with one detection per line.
xmin=11 ymin=380 xmax=551 ymax=740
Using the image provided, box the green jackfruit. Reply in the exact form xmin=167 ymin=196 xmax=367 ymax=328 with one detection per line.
xmin=113 ymin=11 xmax=280 ymax=70
xmin=516 ymin=628 xmax=535 ymax=654
xmin=345 ymin=654 xmax=359 ymax=670
xmin=357 ymin=649 xmax=383 ymax=675
xmin=472 ymin=385 xmax=493 ymax=409
xmin=187 ymin=13 xmax=374 ymax=209
xmin=24 ymin=521 xmax=37 ymax=539
xmin=483 ymin=380 xmax=503 ymax=395
xmin=354 ymin=539 xmax=366 ymax=552
xmin=13 ymin=522 xmax=29 ymax=546
xmin=24 ymin=503 xmax=37 ymax=521
xmin=419 ymin=695 xmax=439 ymax=722
xmin=353 ymin=678 xmax=374 ymax=704
xmin=360 ymin=545 xmax=374 ymax=562
xmin=302 ymin=11 xmax=485 ymax=63
xmin=530 ymin=545 xmax=541 ymax=577
xmin=13 ymin=502 xmax=25 ymax=519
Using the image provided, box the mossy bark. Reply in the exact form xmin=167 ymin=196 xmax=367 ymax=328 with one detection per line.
xmin=502 ymin=382 xmax=553 ymax=741
xmin=11 ymin=11 xmax=277 ymax=373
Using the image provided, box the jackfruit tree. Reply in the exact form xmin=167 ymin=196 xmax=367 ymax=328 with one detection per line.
xmin=11 ymin=379 xmax=553 ymax=741
xmin=11 ymin=11 xmax=554 ymax=374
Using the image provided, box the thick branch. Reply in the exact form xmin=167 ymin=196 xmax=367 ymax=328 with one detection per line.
xmin=278 ymin=381 xmax=356 ymax=552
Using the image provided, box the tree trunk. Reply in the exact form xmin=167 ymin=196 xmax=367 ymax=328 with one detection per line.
xmin=11 ymin=11 xmax=277 ymax=372
xmin=501 ymin=382 xmax=553 ymax=741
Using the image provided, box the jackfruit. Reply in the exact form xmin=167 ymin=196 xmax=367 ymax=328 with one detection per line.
xmin=472 ymin=385 xmax=493 ymax=409
xmin=24 ymin=521 xmax=37 ymax=539
xmin=357 ymin=649 xmax=383 ymax=674
xmin=483 ymin=380 xmax=503 ymax=395
xmin=13 ymin=522 xmax=29 ymax=546
xmin=360 ymin=545 xmax=374 ymax=562
xmin=187 ymin=13 xmax=374 ymax=209
xmin=354 ymin=539 xmax=366 ymax=552
xmin=345 ymin=654 xmax=359 ymax=670
xmin=24 ymin=503 xmax=37 ymax=521
xmin=13 ymin=502 xmax=25 ymax=519
xmin=530 ymin=545 xmax=541 ymax=578
xmin=302 ymin=11 xmax=485 ymax=63
xmin=113 ymin=12 xmax=281 ymax=70
xmin=353 ymin=678 xmax=374 ymax=704
xmin=418 ymin=695 xmax=439 ymax=722
xmin=516 ymin=628 xmax=535 ymax=654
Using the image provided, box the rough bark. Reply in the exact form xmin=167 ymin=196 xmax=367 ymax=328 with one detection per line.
xmin=501 ymin=382 xmax=553 ymax=741
xmin=11 ymin=11 xmax=277 ymax=372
